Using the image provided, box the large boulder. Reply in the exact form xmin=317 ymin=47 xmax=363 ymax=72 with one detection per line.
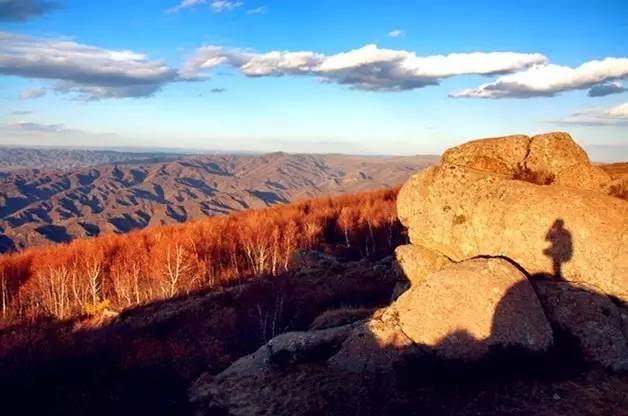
xmin=210 ymin=323 xmax=358 ymax=379
xmin=441 ymin=134 xmax=530 ymax=176
xmin=526 ymin=133 xmax=611 ymax=191
xmin=533 ymin=280 xmax=628 ymax=371
xmin=392 ymin=258 xmax=553 ymax=361
xmin=328 ymin=307 xmax=416 ymax=373
xmin=440 ymin=132 xmax=611 ymax=191
xmin=391 ymin=243 xmax=453 ymax=300
xmin=394 ymin=243 xmax=452 ymax=286
xmin=397 ymin=152 xmax=628 ymax=302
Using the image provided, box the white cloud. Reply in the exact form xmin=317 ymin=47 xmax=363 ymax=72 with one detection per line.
xmin=210 ymin=1 xmax=242 ymax=12
xmin=451 ymin=58 xmax=628 ymax=98
xmin=388 ymin=29 xmax=403 ymax=38
xmin=246 ymin=6 xmax=265 ymax=14
xmin=19 ymin=87 xmax=46 ymax=99
xmin=181 ymin=44 xmax=547 ymax=91
xmin=0 ymin=31 xmax=178 ymax=100
xmin=167 ymin=0 xmax=206 ymax=13
xmin=553 ymin=102 xmax=628 ymax=125
xmin=167 ymin=0 xmax=242 ymax=13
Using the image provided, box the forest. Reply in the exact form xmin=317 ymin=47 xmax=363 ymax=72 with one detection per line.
xmin=0 ymin=188 xmax=402 ymax=325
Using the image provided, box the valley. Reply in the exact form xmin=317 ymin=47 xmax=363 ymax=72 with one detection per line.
xmin=0 ymin=150 xmax=436 ymax=251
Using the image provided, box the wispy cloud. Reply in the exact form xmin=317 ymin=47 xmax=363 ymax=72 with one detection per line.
xmin=0 ymin=31 xmax=179 ymax=100
xmin=10 ymin=110 xmax=33 ymax=115
xmin=0 ymin=0 xmax=61 ymax=22
xmin=180 ymin=44 xmax=547 ymax=92
xmin=551 ymin=102 xmax=628 ymax=125
xmin=451 ymin=58 xmax=628 ymax=98
xmin=167 ymin=0 xmax=205 ymax=13
xmin=210 ymin=1 xmax=242 ymax=12
xmin=167 ymin=0 xmax=242 ymax=13
xmin=388 ymin=29 xmax=404 ymax=38
xmin=19 ymin=87 xmax=46 ymax=99
xmin=0 ymin=121 xmax=121 ymax=145
xmin=4 ymin=120 xmax=66 ymax=133
xmin=246 ymin=6 xmax=265 ymax=14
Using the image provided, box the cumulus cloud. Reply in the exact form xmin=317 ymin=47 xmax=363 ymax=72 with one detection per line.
xmin=0 ymin=31 xmax=178 ymax=100
xmin=0 ymin=0 xmax=60 ymax=22
xmin=451 ymin=58 xmax=628 ymax=98
xmin=553 ymin=102 xmax=628 ymax=125
xmin=587 ymin=81 xmax=625 ymax=97
xmin=180 ymin=44 xmax=547 ymax=91
xmin=388 ymin=29 xmax=404 ymax=38
xmin=167 ymin=0 xmax=242 ymax=13
xmin=19 ymin=87 xmax=46 ymax=99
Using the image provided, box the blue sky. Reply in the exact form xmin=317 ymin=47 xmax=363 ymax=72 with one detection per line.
xmin=1 ymin=0 xmax=627 ymax=158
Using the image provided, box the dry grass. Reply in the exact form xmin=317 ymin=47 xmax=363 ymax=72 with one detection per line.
xmin=512 ymin=164 xmax=556 ymax=185
xmin=609 ymin=181 xmax=628 ymax=200
xmin=309 ymin=307 xmax=375 ymax=330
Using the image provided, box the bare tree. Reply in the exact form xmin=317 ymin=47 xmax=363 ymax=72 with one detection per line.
xmin=85 ymin=258 xmax=102 ymax=305
xmin=1 ymin=274 xmax=7 ymax=320
xmin=162 ymin=244 xmax=191 ymax=298
xmin=39 ymin=266 xmax=70 ymax=319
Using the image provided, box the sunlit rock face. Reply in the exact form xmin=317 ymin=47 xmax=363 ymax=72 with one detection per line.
xmin=397 ymin=132 xmax=628 ymax=302
xmin=393 ymin=258 xmax=553 ymax=361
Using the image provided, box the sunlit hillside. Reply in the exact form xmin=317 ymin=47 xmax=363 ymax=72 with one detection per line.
xmin=0 ymin=187 xmax=401 ymax=323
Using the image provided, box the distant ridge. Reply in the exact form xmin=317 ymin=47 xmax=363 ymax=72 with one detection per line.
xmin=0 ymin=150 xmax=437 ymax=251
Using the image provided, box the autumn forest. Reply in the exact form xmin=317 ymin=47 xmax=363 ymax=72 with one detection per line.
xmin=0 ymin=188 xmax=402 ymax=324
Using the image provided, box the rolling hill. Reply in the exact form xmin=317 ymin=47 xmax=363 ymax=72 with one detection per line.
xmin=0 ymin=150 xmax=437 ymax=251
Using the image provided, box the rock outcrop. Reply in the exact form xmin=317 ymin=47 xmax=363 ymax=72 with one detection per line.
xmin=206 ymin=324 xmax=358 ymax=379
xmin=393 ymin=258 xmax=553 ymax=361
xmin=394 ymin=243 xmax=452 ymax=286
xmin=328 ymin=308 xmax=416 ymax=373
xmin=533 ymin=280 xmax=628 ymax=371
xmin=398 ymin=132 xmax=628 ymax=302
xmin=440 ymin=132 xmax=611 ymax=191
xmin=190 ymin=132 xmax=628 ymax=415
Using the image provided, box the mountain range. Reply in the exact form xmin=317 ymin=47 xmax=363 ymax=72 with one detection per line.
xmin=0 ymin=148 xmax=437 ymax=251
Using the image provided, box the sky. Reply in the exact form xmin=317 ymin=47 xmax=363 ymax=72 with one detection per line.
xmin=0 ymin=0 xmax=627 ymax=159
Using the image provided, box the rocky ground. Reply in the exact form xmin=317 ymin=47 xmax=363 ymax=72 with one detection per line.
xmin=190 ymin=132 xmax=628 ymax=416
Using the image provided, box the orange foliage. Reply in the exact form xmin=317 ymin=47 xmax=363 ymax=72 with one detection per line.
xmin=0 ymin=188 xmax=403 ymax=324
